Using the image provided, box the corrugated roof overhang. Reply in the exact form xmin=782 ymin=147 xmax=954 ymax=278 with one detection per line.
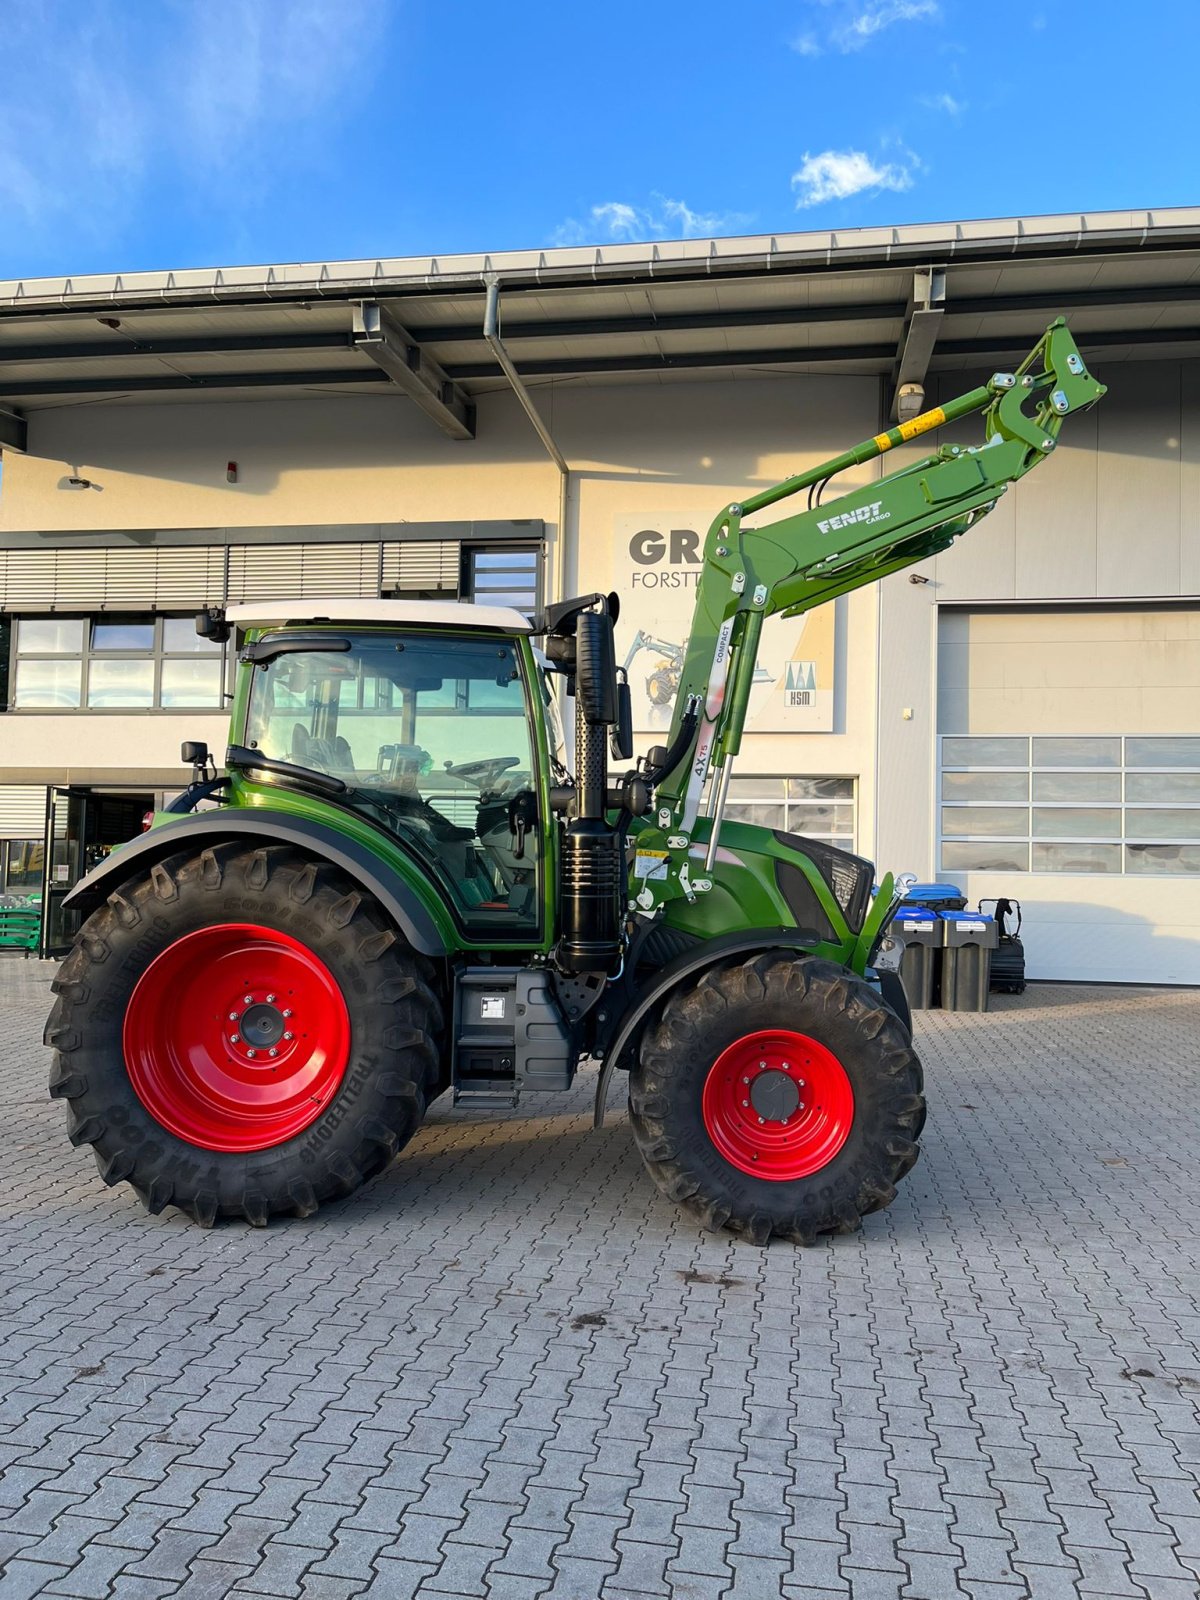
xmin=1 ymin=207 xmax=1198 ymax=442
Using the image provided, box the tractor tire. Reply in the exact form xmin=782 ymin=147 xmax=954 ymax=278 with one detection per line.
xmin=45 ymin=844 xmax=442 ymax=1227
xmin=647 ymin=669 xmax=677 ymax=707
xmin=629 ymin=953 xmax=924 ymax=1245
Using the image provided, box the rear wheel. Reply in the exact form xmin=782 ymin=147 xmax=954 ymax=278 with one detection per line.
xmin=629 ymin=953 xmax=924 ymax=1244
xmin=46 ymin=844 xmax=442 ymax=1226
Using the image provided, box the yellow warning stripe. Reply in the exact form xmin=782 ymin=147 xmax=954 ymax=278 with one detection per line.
xmin=873 ymin=405 xmax=947 ymax=453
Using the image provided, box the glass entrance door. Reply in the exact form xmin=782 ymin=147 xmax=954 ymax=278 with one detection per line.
xmin=39 ymin=787 xmax=157 ymax=957
xmin=41 ymin=787 xmax=94 ymax=957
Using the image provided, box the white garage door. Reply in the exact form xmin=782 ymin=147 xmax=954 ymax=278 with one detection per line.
xmin=937 ymin=606 xmax=1200 ymax=985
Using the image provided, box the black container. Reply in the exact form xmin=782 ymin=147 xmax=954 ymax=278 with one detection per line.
xmin=941 ymin=912 xmax=998 ymax=1012
xmin=895 ymin=908 xmax=942 ymax=1012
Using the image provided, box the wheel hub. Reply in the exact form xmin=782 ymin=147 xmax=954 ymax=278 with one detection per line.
xmin=235 ymin=1001 xmax=287 ymax=1051
xmin=748 ymin=1068 xmax=801 ymax=1123
xmin=123 ymin=923 xmax=351 ymax=1154
xmin=702 ymin=1028 xmax=854 ymax=1181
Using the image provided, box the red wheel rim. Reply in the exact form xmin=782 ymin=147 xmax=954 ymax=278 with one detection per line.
xmin=123 ymin=923 xmax=351 ymax=1153
xmin=701 ymin=1029 xmax=854 ymax=1180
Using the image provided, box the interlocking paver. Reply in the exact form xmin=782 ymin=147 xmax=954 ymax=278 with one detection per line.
xmin=1 ymin=965 xmax=1198 ymax=1599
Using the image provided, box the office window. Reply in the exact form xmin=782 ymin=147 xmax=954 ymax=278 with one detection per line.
xmin=1 ymin=839 xmax=43 ymax=893
xmin=726 ymin=776 xmax=856 ymax=851
xmin=940 ymin=736 xmax=1200 ymax=875
xmin=10 ymin=616 xmax=225 ymax=711
xmin=465 ymin=546 xmax=540 ymax=617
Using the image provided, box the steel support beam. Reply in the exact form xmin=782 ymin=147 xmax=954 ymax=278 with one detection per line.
xmin=0 ymin=406 xmax=27 ymax=452
xmin=0 ymin=332 xmax=351 ymax=363
xmin=442 ymin=323 xmax=1199 ymax=382
xmin=351 ymin=302 xmax=474 ymax=440
xmin=0 ymin=369 xmax=387 ymax=399
xmin=891 ymin=267 xmax=946 ymax=421
xmin=412 ymin=282 xmax=1200 ymax=347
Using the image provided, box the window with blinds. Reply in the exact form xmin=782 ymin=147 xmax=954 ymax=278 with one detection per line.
xmin=0 ymin=546 xmax=228 ymax=609
xmin=0 ymin=534 xmax=543 ymax=615
xmin=381 ymin=541 xmax=461 ymax=597
xmin=226 ymin=543 xmax=382 ymax=602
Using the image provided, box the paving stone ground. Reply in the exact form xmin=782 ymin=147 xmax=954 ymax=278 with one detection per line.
xmin=1 ymin=959 xmax=1198 ymax=1599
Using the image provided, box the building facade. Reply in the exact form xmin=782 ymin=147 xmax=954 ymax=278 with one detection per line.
xmin=1 ymin=210 xmax=1197 ymax=979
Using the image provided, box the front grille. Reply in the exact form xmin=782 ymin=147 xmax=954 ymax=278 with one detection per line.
xmin=773 ymin=831 xmax=874 ymax=934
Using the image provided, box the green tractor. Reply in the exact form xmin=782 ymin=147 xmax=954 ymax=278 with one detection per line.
xmin=46 ymin=322 xmax=1104 ymax=1242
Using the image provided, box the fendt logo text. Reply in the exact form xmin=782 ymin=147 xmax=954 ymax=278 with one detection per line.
xmin=816 ymin=501 xmax=889 ymax=536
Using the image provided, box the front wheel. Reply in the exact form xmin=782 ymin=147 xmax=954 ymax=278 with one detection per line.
xmin=629 ymin=954 xmax=924 ymax=1244
xmin=46 ymin=844 xmax=442 ymax=1226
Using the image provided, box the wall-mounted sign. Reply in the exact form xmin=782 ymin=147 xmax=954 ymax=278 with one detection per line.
xmin=615 ymin=514 xmax=837 ymax=733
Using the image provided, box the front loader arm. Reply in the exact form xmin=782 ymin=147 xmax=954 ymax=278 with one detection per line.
xmin=638 ymin=319 xmax=1105 ymax=904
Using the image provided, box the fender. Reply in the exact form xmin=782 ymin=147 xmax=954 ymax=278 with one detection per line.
xmin=592 ymin=927 xmax=828 ymax=1128
xmin=61 ymin=810 xmax=446 ymax=956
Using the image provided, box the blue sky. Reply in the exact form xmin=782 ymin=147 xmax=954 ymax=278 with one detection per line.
xmin=1 ymin=0 xmax=1196 ymax=279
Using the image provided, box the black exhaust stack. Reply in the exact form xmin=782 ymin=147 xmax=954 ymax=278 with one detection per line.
xmin=541 ymin=597 xmax=624 ymax=975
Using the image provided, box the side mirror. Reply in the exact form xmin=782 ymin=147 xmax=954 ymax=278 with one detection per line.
xmin=181 ymin=741 xmax=209 ymax=767
xmin=196 ymin=608 xmax=230 ymax=643
xmin=610 ymin=674 xmax=633 ymax=761
xmin=574 ymin=610 xmax=617 ymax=725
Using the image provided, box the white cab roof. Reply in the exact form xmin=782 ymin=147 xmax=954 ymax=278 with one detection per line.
xmin=226 ymin=597 xmax=533 ymax=633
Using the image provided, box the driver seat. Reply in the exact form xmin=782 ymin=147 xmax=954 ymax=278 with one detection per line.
xmin=291 ymin=724 xmax=356 ymax=774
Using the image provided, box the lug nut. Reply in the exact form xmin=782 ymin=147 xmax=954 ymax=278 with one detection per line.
xmin=266 ymin=993 xmax=276 ymax=1003
xmin=742 ymin=1076 xmax=750 ymax=1085
xmin=228 ymin=1011 xmax=239 ymax=1021
xmin=742 ymin=1100 xmax=750 ymax=1108
xmin=243 ymin=994 xmax=253 ymax=1004
xmin=269 ymin=1048 xmax=278 ymax=1058
xmin=229 ymin=1034 xmax=240 ymax=1043
xmin=758 ymin=1060 xmax=767 ymax=1069
xmin=757 ymin=1116 xmax=765 ymax=1125
xmin=283 ymin=1031 xmax=294 ymax=1041
xmin=247 ymin=1048 xmax=257 ymax=1058
xmin=282 ymin=1008 xmax=293 ymax=1018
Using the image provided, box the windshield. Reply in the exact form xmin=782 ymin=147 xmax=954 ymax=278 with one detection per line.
xmin=244 ymin=630 xmax=541 ymax=933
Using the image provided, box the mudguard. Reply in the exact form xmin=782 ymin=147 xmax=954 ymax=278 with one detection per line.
xmin=61 ymin=810 xmax=446 ymax=956
xmin=592 ymin=927 xmax=827 ymax=1128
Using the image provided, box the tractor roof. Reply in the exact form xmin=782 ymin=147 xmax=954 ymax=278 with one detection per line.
xmin=226 ymin=597 xmax=533 ymax=633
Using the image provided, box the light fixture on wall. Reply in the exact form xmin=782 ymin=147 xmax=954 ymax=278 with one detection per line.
xmin=896 ymin=383 xmax=926 ymax=422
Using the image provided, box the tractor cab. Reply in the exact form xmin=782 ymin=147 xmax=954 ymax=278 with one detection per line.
xmin=226 ymin=599 xmax=549 ymax=934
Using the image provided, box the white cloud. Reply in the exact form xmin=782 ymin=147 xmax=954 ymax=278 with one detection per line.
xmin=794 ymin=1 xmax=940 ymax=55
xmin=0 ymin=0 xmax=386 ymax=238
xmin=551 ymin=194 xmax=751 ymax=247
xmin=791 ymin=148 xmax=916 ymax=207
xmin=921 ymin=91 xmax=965 ymax=115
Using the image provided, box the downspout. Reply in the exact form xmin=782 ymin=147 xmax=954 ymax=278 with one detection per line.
xmin=483 ymin=275 xmax=568 ymax=605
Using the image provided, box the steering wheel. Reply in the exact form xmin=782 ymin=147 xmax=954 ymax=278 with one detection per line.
xmin=442 ymin=755 xmax=521 ymax=786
